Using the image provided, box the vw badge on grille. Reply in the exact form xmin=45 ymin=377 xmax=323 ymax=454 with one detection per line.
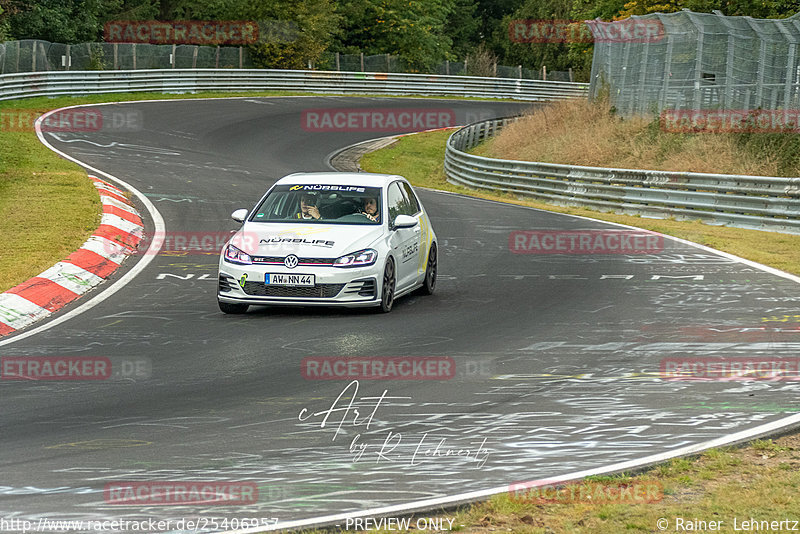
xmin=284 ymin=255 xmax=299 ymax=269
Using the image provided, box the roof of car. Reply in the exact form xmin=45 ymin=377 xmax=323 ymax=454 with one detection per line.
xmin=276 ymin=172 xmax=404 ymax=188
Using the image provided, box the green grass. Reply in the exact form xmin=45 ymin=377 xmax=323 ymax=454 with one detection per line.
xmin=0 ymin=117 xmax=100 ymax=292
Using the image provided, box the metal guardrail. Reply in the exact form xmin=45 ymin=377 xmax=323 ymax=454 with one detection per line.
xmin=445 ymin=118 xmax=800 ymax=234
xmin=0 ymin=69 xmax=589 ymax=102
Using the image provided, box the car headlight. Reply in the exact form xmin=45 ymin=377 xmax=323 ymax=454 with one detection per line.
xmin=333 ymin=249 xmax=377 ymax=267
xmin=224 ymin=244 xmax=252 ymax=265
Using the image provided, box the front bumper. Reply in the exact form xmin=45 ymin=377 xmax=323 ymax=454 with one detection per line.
xmin=218 ymin=261 xmax=380 ymax=307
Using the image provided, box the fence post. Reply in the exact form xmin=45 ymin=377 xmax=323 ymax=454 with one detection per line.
xmin=518 ymin=65 xmax=522 ymax=79
xmin=464 ymin=57 xmax=467 ymax=74
xmin=569 ymin=67 xmax=573 ymax=82
xmin=446 ymin=59 xmax=450 ymax=75
xmin=215 ymin=46 xmax=220 ymax=68
xmin=132 ymin=43 xmax=136 ymax=69
xmin=31 ymin=41 xmax=36 ymax=71
xmin=239 ymin=46 xmax=243 ymax=69
xmin=386 ymin=53 xmax=390 ymax=71
xmin=192 ymin=46 xmax=198 ymax=68
xmin=171 ymin=44 xmax=176 ymax=68
xmin=542 ymin=65 xmax=546 ymax=80
xmin=65 ymin=44 xmax=71 ymax=70
xmin=335 ymin=51 xmax=340 ymax=71
xmin=113 ymin=43 xmax=118 ymax=70
xmin=360 ymin=52 xmax=364 ymax=71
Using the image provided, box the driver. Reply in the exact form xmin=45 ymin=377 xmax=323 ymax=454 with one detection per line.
xmin=296 ymin=192 xmax=321 ymax=220
xmin=359 ymin=195 xmax=380 ymax=222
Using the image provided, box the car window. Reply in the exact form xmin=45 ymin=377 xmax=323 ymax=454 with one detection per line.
xmin=250 ymin=185 xmax=382 ymax=225
xmin=400 ymin=182 xmax=421 ymax=215
xmin=387 ymin=182 xmax=406 ymax=226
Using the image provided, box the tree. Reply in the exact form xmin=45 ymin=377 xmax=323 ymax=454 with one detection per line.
xmin=497 ymin=0 xmax=577 ymax=75
xmin=3 ymin=0 xmax=126 ymax=42
xmin=444 ymin=0 xmax=480 ymax=58
xmin=335 ymin=0 xmax=454 ymax=71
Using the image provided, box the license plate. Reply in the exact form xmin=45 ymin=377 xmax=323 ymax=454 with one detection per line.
xmin=266 ymin=274 xmax=315 ymax=286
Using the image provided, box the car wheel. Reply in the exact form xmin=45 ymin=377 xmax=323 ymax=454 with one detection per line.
xmin=420 ymin=242 xmax=437 ymax=295
xmin=378 ymin=258 xmax=396 ymax=313
xmin=219 ymin=300 xmax=249 ymax=314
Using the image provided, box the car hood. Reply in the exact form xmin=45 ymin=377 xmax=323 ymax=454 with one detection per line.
xmin=231 ymin=222 xmax=384 ymax=259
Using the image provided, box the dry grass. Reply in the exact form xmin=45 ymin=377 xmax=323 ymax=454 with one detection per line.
xmin=477 ymin=98 xmax=800 ymax=177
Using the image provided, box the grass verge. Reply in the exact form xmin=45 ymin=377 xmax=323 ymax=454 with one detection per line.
xmin=301 ymin=436 xmax=800 ymax=533
xmin=361 ymin=129 xmax=800 ymax=276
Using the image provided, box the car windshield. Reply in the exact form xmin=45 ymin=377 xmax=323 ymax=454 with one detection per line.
xmin=250 ymin=184 xmax=382 ymax=225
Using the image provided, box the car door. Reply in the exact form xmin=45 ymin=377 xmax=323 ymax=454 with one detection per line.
xmin=386 ymin=181 xmax=421 ymax=290
xmin=400 ymin=181 xmax=431 ymax=283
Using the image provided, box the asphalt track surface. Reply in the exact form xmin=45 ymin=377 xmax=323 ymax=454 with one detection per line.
xmin=3 ymin=96 xmax=800 ymax=531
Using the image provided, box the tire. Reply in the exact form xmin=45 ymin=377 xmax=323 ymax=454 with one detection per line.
xmin=420 ymin=242 xmax=437 ymax=295
xmin=219 ymin=300 xmax=249 ymax=314
xmin=378 ymin=258 xmax=396 ymax=313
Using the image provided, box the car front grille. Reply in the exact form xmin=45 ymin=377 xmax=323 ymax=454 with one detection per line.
xmin=242 ymin=281 xmax=345 ymax=298
xmin=252 ymin=256 xmax=336 ymax=266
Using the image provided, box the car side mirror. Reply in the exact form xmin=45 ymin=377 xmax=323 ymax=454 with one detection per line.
xmin=393 ymin=214 xmax=418 ymax=229
xmin=231 ymin=209 xmax=249 ymax=223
